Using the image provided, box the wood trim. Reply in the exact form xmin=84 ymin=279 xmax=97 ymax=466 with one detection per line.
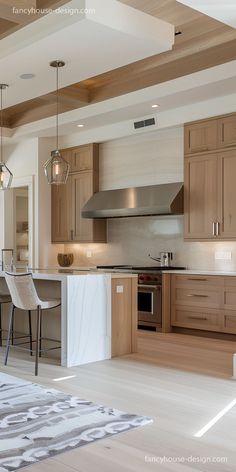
xmin=162 ymin=273 xmax=172 ymax=333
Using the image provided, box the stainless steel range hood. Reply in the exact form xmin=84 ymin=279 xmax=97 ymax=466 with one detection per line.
xmin=82 ymin=182 xmax=184 ymax=219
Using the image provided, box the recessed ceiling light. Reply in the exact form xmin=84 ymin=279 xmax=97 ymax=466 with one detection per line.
xmin=151 ymin=104 xmax=160 ymax=108
xmin=77 ymin=124 xmax=84 ymax=128
xmin=20 ymin=73 xmax=35 ymax=80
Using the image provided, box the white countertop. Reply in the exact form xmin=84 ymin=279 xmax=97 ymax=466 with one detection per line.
xmin=163 ymin=269 xmax=236 ymax=276
xmin=0 ymin=269 xmax=137 ymax=281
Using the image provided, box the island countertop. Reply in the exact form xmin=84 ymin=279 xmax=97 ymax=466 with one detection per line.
xmin=0 ymin=269 xmax=137 ymax=281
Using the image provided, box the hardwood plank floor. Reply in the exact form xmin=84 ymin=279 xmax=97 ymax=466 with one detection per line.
xmin=0 ymin=349 xmax=236 ymax=471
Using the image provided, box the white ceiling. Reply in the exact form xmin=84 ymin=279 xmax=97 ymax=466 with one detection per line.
xmin=0 ymin=0 xmax=174 ymax=108
xmin=177 ymin=0 xmax=236 ymax=28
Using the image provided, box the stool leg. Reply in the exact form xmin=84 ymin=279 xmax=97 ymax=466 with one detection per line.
xmin=28 ymin=311 xmax=32 ymax=356
xmin=35 ymin=306 xmax=41 ymax=376
xmin=0 ymin=303 xmax=2 ymax=347
xmin=39 ymin=311 xmax=42 ymax=358
xmin=11 ymin=309 xmax=14 ymax=345
xmin=4 ymin=305 xmax=15 ymax=366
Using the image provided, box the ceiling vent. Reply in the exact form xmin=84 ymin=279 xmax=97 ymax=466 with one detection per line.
xmin=134 ymin=117 xmax=156 ymax=130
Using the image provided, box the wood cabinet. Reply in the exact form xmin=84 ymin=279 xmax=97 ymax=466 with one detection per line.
xmin=184 ymin=154 xmax=218 ymax=239
xmin=170 ymin=274 xmax=236 ymax=335
xmin=184 ymin=114 xmax=236 ymax=240
xmin=51 ymin=176 xmax=72 ymax=242
xmin=184 ymin=120 xmax=217 ymax=155
xmin=51 ymin=144 xmax=107 ymax=243
xmin=64 ymin=144 xmax=98 ymax=173
xmin=111 ymin=277 xmax=137 ymax=357
xmin=218 ymin=115 xmax=236 ymax=149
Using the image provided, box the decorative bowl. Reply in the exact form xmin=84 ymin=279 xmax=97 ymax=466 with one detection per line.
xmin=57 ymin=253 xmax=74 ymax=267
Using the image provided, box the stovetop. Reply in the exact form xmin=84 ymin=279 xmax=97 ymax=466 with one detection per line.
xmin=97 ymin=265 xmax=185 ymax=272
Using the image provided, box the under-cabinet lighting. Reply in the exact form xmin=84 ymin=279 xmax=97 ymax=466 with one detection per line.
xmin=53 ymin=375 xmax=76 ymax=382
xmin=194 ymin=398 xmax=236 ymax=438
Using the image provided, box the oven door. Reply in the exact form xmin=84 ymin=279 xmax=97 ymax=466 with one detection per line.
xmin=138 ymin=284 xmax=162 ymax=325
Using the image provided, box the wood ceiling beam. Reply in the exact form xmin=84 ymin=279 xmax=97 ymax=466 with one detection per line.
xmin=89 ymin=39 xmax=236 ymax=103
xmin=5 ymin=85 xmax=90 ymax=128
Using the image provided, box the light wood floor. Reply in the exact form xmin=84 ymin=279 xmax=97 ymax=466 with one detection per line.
xmin=0 ymin=349 xmax=236 ymax=472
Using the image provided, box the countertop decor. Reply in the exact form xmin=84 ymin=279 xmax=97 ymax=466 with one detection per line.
xmin=57 ymin=253 xmax=74 ymax=267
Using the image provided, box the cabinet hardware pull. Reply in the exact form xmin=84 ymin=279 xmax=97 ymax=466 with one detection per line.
xmin=188 ymin=278 xmax=207 ymax=281
xmin=212 ymin=222 xmax=216 ymax=236
xmin=187 ymin=294 xmax=208 ymax=298
xmin=188 ymin=316 xmax=208 ymax=320
xmin=216 ymin=222 xmax=220 ymax=236
xmin=71 ymin=230 xmax=74 ymax=241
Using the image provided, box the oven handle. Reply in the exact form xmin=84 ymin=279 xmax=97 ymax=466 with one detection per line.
xmin=138 ymin=284 xmax=161 ymax=289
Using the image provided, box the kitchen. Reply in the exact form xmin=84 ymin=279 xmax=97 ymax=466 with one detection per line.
xmin=0 ymin=1 xmax=236 ymax=471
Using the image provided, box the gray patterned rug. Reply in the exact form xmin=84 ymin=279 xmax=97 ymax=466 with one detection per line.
xmin=0 ymin=372 xmax=152 ymax=471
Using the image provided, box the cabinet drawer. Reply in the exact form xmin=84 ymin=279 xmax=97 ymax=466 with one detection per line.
xmin=184 ymin=121 xmax=217 ymax=155
xmin=171 ymin=306 xmax=220 ymax=331
xmin=222 ymin=312 xmax=236 ymax=334
xmin=174 ymin=275 xmax=223 ymax=288
xmin=218 ymin=116 xmax=236 ymax=149
xmin=174 ymin=287 xmax=220 ymax=308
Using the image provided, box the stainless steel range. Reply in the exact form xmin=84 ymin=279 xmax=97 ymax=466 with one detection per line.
xmin=97 ymin=265 xmax=185 ymax=331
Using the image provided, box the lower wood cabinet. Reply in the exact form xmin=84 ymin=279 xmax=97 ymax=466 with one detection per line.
xmin=111 ymin=277 xmax=137 ymax=357
xmin=171 ymin=274 xmax=236 ymax=335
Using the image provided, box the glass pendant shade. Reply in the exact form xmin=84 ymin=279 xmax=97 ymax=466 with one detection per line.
xmin=0 ymin=162 xmax=13 ymax=190
xmin=44 ymin=149 xmax=69 ymax=185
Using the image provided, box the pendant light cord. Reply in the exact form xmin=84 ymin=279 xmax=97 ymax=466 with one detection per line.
xmin=56 ymin=64 xmax=59 ymax=150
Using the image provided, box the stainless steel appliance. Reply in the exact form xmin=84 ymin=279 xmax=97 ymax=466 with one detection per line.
xmin=97 ymin=265 xmax=185 ymax=331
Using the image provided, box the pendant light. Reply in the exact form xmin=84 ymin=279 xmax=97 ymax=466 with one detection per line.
xmin=44 ymin=60 xmax=70 ymax=184
xmin=0 ymin=84 xmax=13 ymax=190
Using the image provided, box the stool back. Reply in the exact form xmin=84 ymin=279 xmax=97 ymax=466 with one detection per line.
xmin=4 ymin=272 xmax=40 ymax=310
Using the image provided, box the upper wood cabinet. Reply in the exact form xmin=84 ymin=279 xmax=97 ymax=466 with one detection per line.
xmin=184 ymin=112 xmax=236 ymax=240
xmin=51 ymin=144 xmax=107 ymax=243
xmin=184 ymin=120 xmax=217 ymax=155
xmin=217 ymin=150 xmax=236 ymax=239
xmin=218 ymin=115 xmax=236 ymax=149
xmin=184 ymin=154 xmax=218 ymax=239
xmin=62 ymin=144 xmax=99 ymax=173
xmin=51 ymin=176 xmax=72 ymax=242
xmin=184 ymin=149 xmax=236 ymax=240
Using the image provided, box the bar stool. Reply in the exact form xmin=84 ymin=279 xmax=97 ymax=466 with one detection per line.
xmin=0 ymin=294 xmax=11 ymax=346
xmin=0 ymin=294 xmax=32 ymax=349
xmin=4 ymin=272 xmax=61 ymax=376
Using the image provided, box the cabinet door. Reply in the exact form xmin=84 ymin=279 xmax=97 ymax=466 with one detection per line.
xmin=218 ymin=150 xmax=236 ymax=238
xmin=218 ymin=115 xmax=236 ymax=149
xmin=71 ymin=172 xmax=94 ymax=241
xmin=51 ymin=175 xmax=72 ymax=242
xmin=184 ymin=155 xmax=218 ymax=239
xmin=184 ymin=120 xmax=217 ymax=155
xmin=69 ymin=145 xmax=98 ymax=173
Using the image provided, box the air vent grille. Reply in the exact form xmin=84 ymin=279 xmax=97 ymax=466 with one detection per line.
xmin=134 ymin=117 xmax=156 ymax=130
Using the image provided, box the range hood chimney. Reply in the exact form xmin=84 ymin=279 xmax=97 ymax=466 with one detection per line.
xmin=82 ymin=182 xmax=184 ymax=219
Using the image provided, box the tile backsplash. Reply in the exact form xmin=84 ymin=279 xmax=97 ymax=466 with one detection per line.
xmin=65 ymin=215 xmax=236 ymax=271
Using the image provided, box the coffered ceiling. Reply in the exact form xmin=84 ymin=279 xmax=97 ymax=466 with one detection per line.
xmin=1 ymin=0 xmax=236 ymax=130
xmin=0 ymin=0 xmax=67 ymax=39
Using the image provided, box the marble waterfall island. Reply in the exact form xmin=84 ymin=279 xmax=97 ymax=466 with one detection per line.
xmin=0 ymin=270 xmax=137 ymax=367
